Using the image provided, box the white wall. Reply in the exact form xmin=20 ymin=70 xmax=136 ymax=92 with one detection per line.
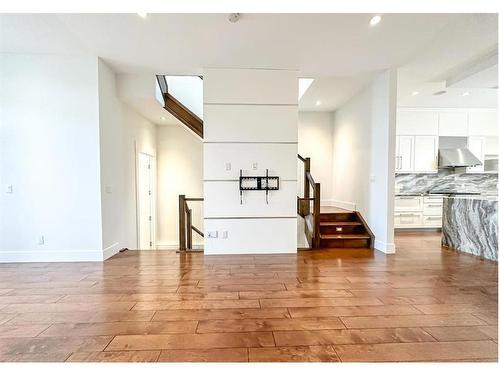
xmin=298 ymin=111 xmax=334 ymax=204
xmin=203 ymin=68 xmax=298 ymax=254
xmin=0 ymin=53 xmax=103 ymax=262
xmin=0 ymin=54 xmax=157 ymax=262
xmin=331 ymin=70 xmax=397 ymax=253
xmin=156 ymin=124 xmax=203 ymax=249
xmin=98 ymin=61 xmax=157 ymax=255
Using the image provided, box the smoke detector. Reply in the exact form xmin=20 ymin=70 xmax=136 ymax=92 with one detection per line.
xmin=228 ymin=13 xmax=241 ymax=23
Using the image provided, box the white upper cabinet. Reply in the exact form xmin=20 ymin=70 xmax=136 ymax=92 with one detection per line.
xmin=438 ymin=111 xmax=468 ymax=136
xmin=467 ymin=136 xmax=486 ymax=173
xmin=395 ymin=136 xmax=414 ymax=172
xmin=468 ymin=110 xmax=497 ymax=136
xmin=414 ymin=136 xmax=439 ymax=173
xmin=397 ymin=110 xmax=439 ymax=135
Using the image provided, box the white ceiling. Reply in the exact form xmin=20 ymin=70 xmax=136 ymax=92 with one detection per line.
xmin=397 ymin=13 xmax=498 ymax=108
xmin=1 ymin=13 xmax=497 ymax=113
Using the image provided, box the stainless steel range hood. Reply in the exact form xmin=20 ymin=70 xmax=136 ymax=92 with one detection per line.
xmin=439 ymin=148 xmax=482 ymax=168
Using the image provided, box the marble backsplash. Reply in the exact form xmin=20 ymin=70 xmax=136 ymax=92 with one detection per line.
xmin=395 ymin=171 xmax=498 ymax=194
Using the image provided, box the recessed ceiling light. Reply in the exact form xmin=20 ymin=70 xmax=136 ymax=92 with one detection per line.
xmin=369 ymin=15 xmax=382 ymax=26
xmin=462 ymin=92 xmax=470 ymax=96
xmin=411 ymin=91 xmax=419 ymax=96
xmin=137 ymin=13 xmax=147 ymax=19
xmin=160 ymin=116 xmax=166 ymax=121
xmin=316 ymin=100 xmax=322 ymax=106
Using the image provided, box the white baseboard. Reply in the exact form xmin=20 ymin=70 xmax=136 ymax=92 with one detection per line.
xmin=156 ymin=243 xmax=203 ymax=251
xmin=374 ymin=240 xmax=396 ymax=254
xmin=329 ymin=199 xmax=357 ymax=211
xmin=205 ymin=248 xmax=297 ymax=255
xmin=0 ymin=250 xmax=105 ymax=263
xmin=103 ymin=242 xmax=121 ymax=260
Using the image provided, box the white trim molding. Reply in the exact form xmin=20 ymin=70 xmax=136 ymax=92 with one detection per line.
xmin=374 ymin=240 xmax=396 ymax=254
xmin=329 ymin=199 xmax=357 ymax=211
xmin=0 ymin=250 xmax=105 ymax=263
xmin=103 ymin=242 xmax=121 ymax=260
xmin=156 ymin=243 xmax=203 ymax=251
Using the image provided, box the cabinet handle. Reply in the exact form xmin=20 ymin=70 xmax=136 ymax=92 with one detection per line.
xmin=398 ymin=197 xmax=419 ymax=200
xmin=426 ymin=204 xmax=442 ymax=207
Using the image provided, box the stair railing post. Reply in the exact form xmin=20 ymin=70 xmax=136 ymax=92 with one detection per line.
xmin=304 ymin=157 xmax=311 ymax=215
xmin=179 ymin=195 xmax=186 ymax=251
xmin=187 ymin=208 xmax=192 ymax=250
xmin=313 ymin=182 xmax=321 ymax=248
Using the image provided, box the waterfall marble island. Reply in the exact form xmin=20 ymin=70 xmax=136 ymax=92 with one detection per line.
xmin=442 ymin=196 xmax=498 ymax=262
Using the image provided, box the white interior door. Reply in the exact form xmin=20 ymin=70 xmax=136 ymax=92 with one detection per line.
xmin=137 ymin=152 xmax=155 ymax=250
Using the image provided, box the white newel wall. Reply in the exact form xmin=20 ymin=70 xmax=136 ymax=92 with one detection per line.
xmin=203 ymin=68 xmax=298 ymax=254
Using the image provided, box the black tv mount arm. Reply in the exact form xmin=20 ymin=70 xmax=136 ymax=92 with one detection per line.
xmin=239 ymin=169 xmax=280 ymax=205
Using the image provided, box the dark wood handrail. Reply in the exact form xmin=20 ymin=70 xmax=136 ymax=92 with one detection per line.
xmin=179 ymin=195 xmax=204 ymax=251
xmin=297 ymin=155 xmax=321 ymax=248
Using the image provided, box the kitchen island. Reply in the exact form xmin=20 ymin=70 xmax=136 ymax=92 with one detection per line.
xmin=442 ymin=195 xmax=498 ymax=261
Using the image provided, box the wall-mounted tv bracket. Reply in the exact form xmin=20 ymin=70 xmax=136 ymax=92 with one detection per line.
xmin=239 ymin=169 xmax=280 ymax=205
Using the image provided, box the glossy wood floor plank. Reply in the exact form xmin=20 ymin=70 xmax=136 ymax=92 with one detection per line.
xmin=106 ymin=332 xmax=275 ymax=351
xmin=0 ymin=232 xmax=496 ymax=362
xmin=273 ymin=328 xmax=436 ymax=346
xmin=249 ymin=345 xmax=340 ymax=362
xmin=158 ymin=348 xmax=248 ymax=362
xmin=333 ymin=340 xmax=498 ymax=362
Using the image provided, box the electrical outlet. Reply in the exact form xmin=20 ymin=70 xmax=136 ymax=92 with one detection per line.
xmin=221 ymin=231 xmax=228 ymax=239
xmin=38 ymin=235 xmax=45 ymax=245
xmin=225 ymin=162 xmax=231 ymax=171
xmin=105 ymin=186 xmax=112 ymax=194
xmin=252 ymin=162 xmax=258 ymax=170
xmin=207 ymin=231 xmax=218 ymax=239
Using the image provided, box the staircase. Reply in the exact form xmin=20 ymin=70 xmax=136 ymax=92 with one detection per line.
xmin=156 ymin=75 xmax=204 ymax=138
xmin=297 ymin=154 xmax=374 ymax=250
xmin=319 ymin=211 xmax=374 ymax=249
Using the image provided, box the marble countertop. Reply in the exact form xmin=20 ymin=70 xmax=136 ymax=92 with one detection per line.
xmin=444 ymin=195 xmax=498 ymax=202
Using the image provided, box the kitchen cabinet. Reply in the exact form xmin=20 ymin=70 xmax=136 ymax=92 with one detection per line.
xmin=395 ymin=136 xmax=414 ymax=172
xmin=395 ymin=135 xmax=438 ymax=173
xmin=468 ymin=110 xmax=497 ymax=137
xmin=438 ymin=111 xmax=468 ymax=136
xmin=394 ymin=196 xmax=423 ymax=212
xmin=467 ymin=136 xmax=485 ymax=173
xmin=397 ymin=110 xmax=439 ymax=135
xmin=414 ymin=136 xmax=439 ymax=172
xmin=394 ymin=195 xmax=443 ymax=229
xmin=394 ymin=212 xmax=423 ymax=227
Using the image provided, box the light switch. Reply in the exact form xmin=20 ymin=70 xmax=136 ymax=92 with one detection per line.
xmin=370 ymin=175 xmax=375 ymax=182
xmin=221 ymin=231 xmax=228 ymax=239
xmin=6 ymin=185 xmax=13 ymax=194
xmin=105 ymin=186 xmax=112 ymax=194
xmin=252 ymin=162 xmax=258 ymax=170
xmin=38 ymin=235 xmax=45 ymax=245
xmin=225 ymin=162 xmax=231 ymax=171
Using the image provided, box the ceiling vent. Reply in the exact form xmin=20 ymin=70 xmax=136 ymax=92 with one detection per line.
xmin=228 ymin=13 xmax=241 ymax=23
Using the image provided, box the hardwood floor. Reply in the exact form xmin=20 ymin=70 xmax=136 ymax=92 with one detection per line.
xmin=0 ymin=232 xmax=497 ymax=362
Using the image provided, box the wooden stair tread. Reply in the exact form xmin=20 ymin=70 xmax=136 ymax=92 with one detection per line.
xmin=320 ymin=234 xmax=371 ymax=240
xmin=320 ymin=221 xmax=362 ymax=226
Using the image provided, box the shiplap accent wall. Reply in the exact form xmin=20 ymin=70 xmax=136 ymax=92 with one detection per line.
xmin=203 ymin=68 xmax=298 ymax=254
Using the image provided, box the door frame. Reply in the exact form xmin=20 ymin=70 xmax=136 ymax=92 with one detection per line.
xmin=135 ymin=148 xmax=157 ymax=250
